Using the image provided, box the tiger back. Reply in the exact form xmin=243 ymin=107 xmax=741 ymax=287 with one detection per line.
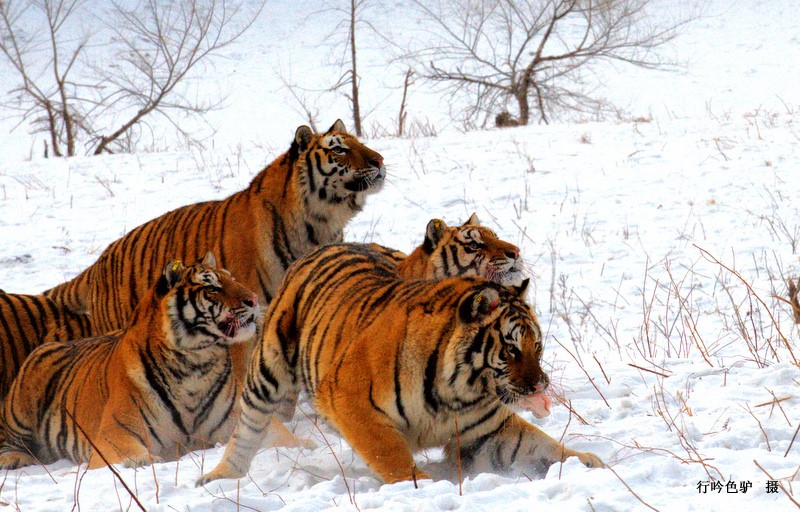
xmin=38 ymin=119 xmax=384 ymax=384
xmin=0 ymin=292 xmax=92 ymax=400
xmin=199 ymin=244 xmax=602 ymax=485
xmin=0 ymin=254 xmax=259 ymax=470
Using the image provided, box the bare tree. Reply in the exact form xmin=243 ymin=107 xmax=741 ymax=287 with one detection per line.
xmin=0 ymin=0 xmax=88 ymax=156
xmin=397 ymin=67 xmax=414 ymax=137
xmin=310 ymin=0 xmax=384 ymax=137
xmin=410 ymin=0 xmax=696 ymax=126
xmin=0 ymin=0 xmax=263 ymax=156
xmin=89 ymin=0 xmax=263 ymax=154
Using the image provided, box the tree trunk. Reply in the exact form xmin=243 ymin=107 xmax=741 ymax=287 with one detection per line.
xmin=516 ymin=91 xmax=530 ymax=126
xmin=350 ymin=0 xmax=362 ymax=136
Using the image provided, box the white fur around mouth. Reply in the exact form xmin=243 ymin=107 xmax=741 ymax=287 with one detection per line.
xmin=218 ymin=315 xmax=256 ymax=342
xmin=517 ymin=392 xmax=552 ymax=418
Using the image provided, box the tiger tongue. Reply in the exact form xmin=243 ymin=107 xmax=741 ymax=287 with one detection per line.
xmin=518 ymin=392 xmax=551 ymax=419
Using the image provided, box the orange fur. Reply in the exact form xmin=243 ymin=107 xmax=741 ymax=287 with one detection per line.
xmin=0 ymin=292 xmax=92 ymax=400
xmin=199 ymin=243 xmax=602 ymax=485
xmin=0 ymin=255 xmax=260 ymax=469
xmin=33 ymin=120 xmax=384 ymax=389
xmin=395 ymin=213 xmax=523 ymax=284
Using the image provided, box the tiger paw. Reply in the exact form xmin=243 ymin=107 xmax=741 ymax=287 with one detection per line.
xmin=196 ymin=461 xmax=246 ymax=487
xmin=382 ymin=467 xmax=431 ymax=484
xmin=262 ymin=417 xmax=316 ymax=449
xmin=576 ymin=450 xmax=604 ymax=468
xmin=123 ymin=454 xmax=164 ymax=468
xmin=0 ymin=450 xmax=36 ymax=470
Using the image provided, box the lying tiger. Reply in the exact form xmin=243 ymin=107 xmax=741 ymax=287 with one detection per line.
xmin=0 ymin=254 xmax=260 ymax=469
xmin=199 ymin=243 xmax=603 ymax=485
xmin=0 ymin=292 xmax=91 ymax=400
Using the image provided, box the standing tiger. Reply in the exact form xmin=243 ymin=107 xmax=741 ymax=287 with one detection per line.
xmin=37 ymin=119 xmax=383 ymax=385
xmin=0 ymin=254 xmax=259 ymax=470
xmin=198 ymin=243 xmax=603 ymax=485
xmin=0 ymin=292 xmax=92 ymax=400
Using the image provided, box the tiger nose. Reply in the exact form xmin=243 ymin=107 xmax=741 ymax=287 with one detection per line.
xmin=242 ymin=294 xmax=257 ymax=308
xmin=371 ymin=155 xmax=384 ymax=168
xmin=506 ymin=247 xmax=520 ymax=259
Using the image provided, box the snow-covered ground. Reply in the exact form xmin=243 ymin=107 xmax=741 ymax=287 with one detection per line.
xmin=1 ymin=0 xmax=799 ymax=510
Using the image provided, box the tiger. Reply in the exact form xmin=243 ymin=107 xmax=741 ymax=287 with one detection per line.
xmin=0 ymin=292 xmax=92 ymax=400
xmin=38 ymin=119 xmax=384 ymax=385
xmin=198 ymin=243 xmax=603 ymax=485
xmin=0 ymin=253 xmax=260 ymax=470
xmin=391 ymin=212 xmax=523 ymax=285
xmin=267 ymin=213 xmax=526 ymax=424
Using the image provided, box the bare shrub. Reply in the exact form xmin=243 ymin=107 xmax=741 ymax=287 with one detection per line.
xmin=408 ymin=0 xmax=696 ymax=126
xmin=0 ymin=0 xmax=264 ymax=156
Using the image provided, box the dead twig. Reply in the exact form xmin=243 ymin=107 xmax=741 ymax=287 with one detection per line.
xmin=753 ymin=460 xmax=800 ymax=508
xmin=605 ymin=465 xmax=661 ymax=512
xmin=696 ymin=245 xmax=797 ymax=365
xmin=63 ymin=408 xmax=146 ymax=512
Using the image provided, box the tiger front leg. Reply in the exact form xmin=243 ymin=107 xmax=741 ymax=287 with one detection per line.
xmin=197 ymin=345 xmax=298 ymax=485
xmin=86 ymin=429 xmax=161 ymax=469
xmin=450 ymin=413 xmax=603 ymax=478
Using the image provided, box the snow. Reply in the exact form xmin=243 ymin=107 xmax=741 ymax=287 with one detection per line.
xmin=1 ymin=0 xmax=800 ymax=510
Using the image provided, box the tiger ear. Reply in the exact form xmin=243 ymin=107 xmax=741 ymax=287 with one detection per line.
xmin=458 ymin=287 xmax=501 ymax=323
xmin=327 ymin=119 xmax=347 ymax=134
xmin=462 ymin=213 xmax=480 ymax=226
xmin=514 ymin=278 xmax=530 ymax=298
xmin=201 ymin=251 xmax=217 ymax=269
xmin=294 ymin=125 xmax=313 ymax=151
xmin=422 ymin=218 xmax=447 ymax=253
xmin=156 ymin=260 xmax=185 ymax=297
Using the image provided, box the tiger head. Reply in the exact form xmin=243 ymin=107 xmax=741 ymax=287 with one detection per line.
xmin=155 ymin=252 xmax=260 ymax=350
xmin=456 ymin=279 xmax=548 ymax=414
xmin=293 ymin=119 xmax=385 ymax=217
xmin=402 ymin=213 xmax=523 ymax=285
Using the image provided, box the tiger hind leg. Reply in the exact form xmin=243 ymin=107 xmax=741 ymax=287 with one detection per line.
xmin=315 ymin=379 xmax=430 ymax=484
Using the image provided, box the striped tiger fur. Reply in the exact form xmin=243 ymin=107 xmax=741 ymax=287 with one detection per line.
xmin=267 ymin=214 xmax=525 ymax=423
xmin=0 ymin=253 xmax=260 ymax=470
xmin=198 ymin=243 xmax=603 ymax=485
xmin=0 ymin=292 xmax=92 ymax=400
xmin=39 ymin=119 xmax=384 ymax=384
xmin=391 ymin=213 xmax=523 ymax=285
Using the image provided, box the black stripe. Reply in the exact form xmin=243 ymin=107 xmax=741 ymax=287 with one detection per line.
xmin=305 ymin=152 xmax=316 ymax=192
xmin=423 ymin=347 xmax=440 ymax=413
xmin=216 ymin=199 xmax=233 ymax=266
xmin=268 ymin=204 xmax=294 ymax=270
xmin=305 ymin=222 xmax=319 ymax=245
xmin=394 ymin=351 xmax=409 ymax=426
xmin=369 ymin=382 xmax=390 ymax=418
xmin=508 ymin=428 xmax=524 ymax=465
xmin=282 ymin=154 xmax=294 ymax=199
xmin=140 ymin=346 xmax=189 ymax=436
xmin=464 ymin=414 xmax=512 ymax=455
xmin=459 ymin=405 xmax=500 ymax=437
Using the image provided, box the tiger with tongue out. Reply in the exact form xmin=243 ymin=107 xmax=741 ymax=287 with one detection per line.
xmin=199 ymin=242 xmax=603 ymax=485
